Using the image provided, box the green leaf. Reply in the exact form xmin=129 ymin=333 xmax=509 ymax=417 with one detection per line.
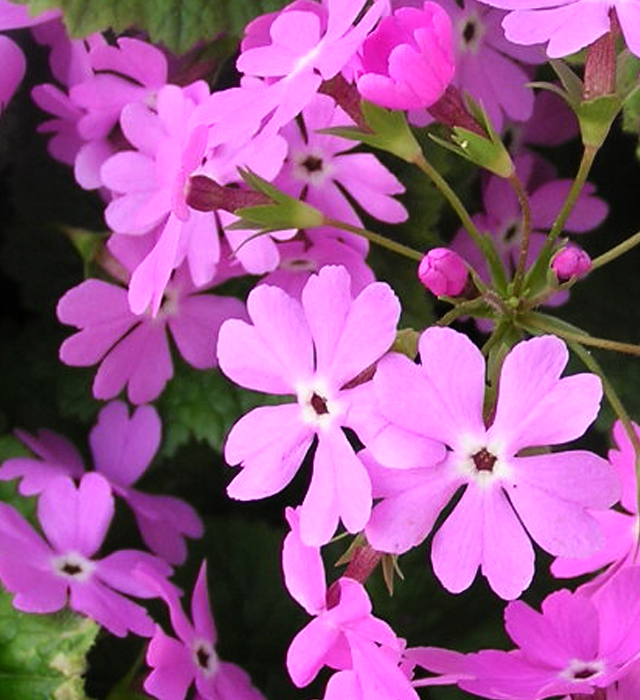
xmin=0 ymin=587 xmax=98 ymax=700
xmin=16 ymin=0 xmax=290 ymax=53
xmin=157 ymin=363 xmax=287 ymax=458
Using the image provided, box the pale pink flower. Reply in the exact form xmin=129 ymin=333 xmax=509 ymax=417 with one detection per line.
xmin=217 ymin=266 xmax=402 ymax=546
xmin=367 ymin=327 xmax=619 ymax=599
xmin=0 ymin=473 xmax=170 ymax=637
xmin=283 ymin=508 xmax=417 ymax=700
xmin=476 ymin=0 xmax=640 ymax=59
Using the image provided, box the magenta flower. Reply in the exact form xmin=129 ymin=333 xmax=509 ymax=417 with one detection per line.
xmin=0 ymin=473 xmax=170 ymax=637
xmin=283 ymin=508 xmax=417 ymax=700
xmin=206 ymin=0 xmax=386 ymax=143
xmin=411 ymin=567 xmax=640 ymax=699
xmin=551 ymin=244 xmax=592 ymax=281
xmin=141 ymin=561 xmax=264 ymax=700
xmin=217 ymin=265 xmax=401 ymax=546
xmin=357 ymin=1 xmax=455 ymax=110
xmin=0 ymin=401 xmax=203 ymax=565
xmin=477 ymin=0 xmax=640 ymax=58
xmin=57 ymin=240 xmax=246 ymax=405
xmin=366 ymin=327 xmax=619 ymax=599
xmin=0 ymin=36 xmax=25 ymax=115
xmin=418 ymin=247 xmax=468 ymax=296
xmin=552 ymin=421 xmax=640 ymax=584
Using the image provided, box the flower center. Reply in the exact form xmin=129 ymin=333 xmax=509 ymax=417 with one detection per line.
xmin=459 ymin=15 xmax=483 ymax=52
xmin=193 ymin=640 xmax=218 ymax=677
xmin=298 ymin=381 xmax=340 ymax=430
xmin=472 ymin=448 xmax=497 ymax=472
xmin=561 ymin=659 xmax=605 ymax=684
xmin=52 ymin=552 xmax=95 ymax=582
xmin=302 ymin=155 xmax=324 ymax=173
xmin=310 ymin=393 xmax=329 ymax=415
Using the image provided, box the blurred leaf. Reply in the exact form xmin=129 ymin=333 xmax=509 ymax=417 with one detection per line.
xmin=17 ymin=0 xmax=290 ymax=53
xmin=0 ymin=586 xmax=98 ymax=700
xmin=158 ymin=362 xmax=287 ymax=458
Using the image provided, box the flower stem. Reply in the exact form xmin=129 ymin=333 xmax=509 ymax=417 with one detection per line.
xmin=413 ymin=152 xmax=509 ymax=292
xmin=323 ymin=218 xmax=423 ymax=262
xmin=523 ymin=312 xmax=640 ymax=357
xmin=509 ymin=173 xmax=532 ymax=296
xmin=566 ymin=341 xmax=640 ymax=489
xmin=547 ymin=144 xmax=598 ymax=248
xmin=591 ymin=228 xmax=640 ymax=270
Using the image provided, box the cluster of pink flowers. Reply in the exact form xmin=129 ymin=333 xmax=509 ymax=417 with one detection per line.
xmin=1 ymin=1 xmax=639 ymax=699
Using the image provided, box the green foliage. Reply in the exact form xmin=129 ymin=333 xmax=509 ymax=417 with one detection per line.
xmin=0 ymin=587 xmax=98 ymax=700
xmin=157 ymin=362 xmax=286 ymax=458
xmin=14 ymin=0 xmax=289 ymax=53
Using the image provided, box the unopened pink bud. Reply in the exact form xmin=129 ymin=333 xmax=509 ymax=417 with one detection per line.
xmin=356 ymin=2 xmax=455 ymax=111
xmin=418 ymin=248 xmax=468 ymax=296
xmin=551 ymin=246 xmax=592 ymax=281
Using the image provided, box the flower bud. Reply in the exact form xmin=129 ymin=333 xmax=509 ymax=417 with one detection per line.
xmin=418 ymin=248 xmax=468 ymax=296
xmin=356 ymin=2 xmax=455 ymax=111
xmin=551 ymin=245 xmax=592 ymax=281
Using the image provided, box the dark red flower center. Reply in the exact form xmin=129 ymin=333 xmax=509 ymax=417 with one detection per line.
xmin=311 ymin=393 xmax=329 ymax=415
xmin=472 ymin=448 xmax=497 ymax=472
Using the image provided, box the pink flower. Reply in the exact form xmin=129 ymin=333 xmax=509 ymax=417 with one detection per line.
xmin=0 ymin=36 xmax=25 ymax=114
xmin=200 ymin=0 xmax=386 ymax=145
xmin=258 ymin=237 xmax=375 ymax=299
xmin=0 ymin=473 xmax=170 ymax=637
xmin=412 ymin=0 xmax=545 ymax=130
xmin=283 ymin=508 xmax=417 ymax=700
xmin=411 ymin=567 xmax=640 ymax=699
xmin=366 ymin=327 xmax=619 ymax=599
xmin=57 ymin=241 xmax=247 ymax=405
xmin=0 ymin=402 xmax=203 ymax=565
xmin=552 ymin=421 xmax=640 ymax=585
xmin=275 ymin=93 xmax=407 ymax=231
xmin=418 ymin=247 xmax=468 ymax=296
xmin=140 ymin=562 xmax=265 ymax=700
xmin=217 ymin=266 xmax=401 ymax=546
xmin=551 ymin=244 xmax=592 ymax=281
xmin=477 ymin=0 xmax=640 ymax=59
xmin=357 ymin=1 xmax=455 ymax=110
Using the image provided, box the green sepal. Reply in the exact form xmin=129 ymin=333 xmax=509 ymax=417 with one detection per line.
xmin=63 ymin=228 xmax=108 ymax=276
xmin=232 ymin=168 xmax=324 ymax=232
xmin=576 ymin=94 xmax=622 ymax=148
xmin=429 ymin=96 xmax=514 ymax=178
xmin=321 ymin=101 xmax=422 ymax=163
xmin=391 ymin=328 xmax=420 ymax=358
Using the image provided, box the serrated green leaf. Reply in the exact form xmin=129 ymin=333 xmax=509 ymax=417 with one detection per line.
xmin=16 ymin=0 xmax=290 ymax=53
xmin=0 ymin=587 xmax=98 ymax=700
xmin=157 ymin=363 xmax=287 ymax=458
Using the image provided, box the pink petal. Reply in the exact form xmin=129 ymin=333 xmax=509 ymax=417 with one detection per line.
xmin=93 ymin=321 xmax=173 ymax=404
xmin=431 ymin=485 xmax=482 ymax=593
xmin=169 ymin=295 xmax=246 ymax=370
xmin=489 ymin=335 xmax=602 ymax=453
xmin=145 ymin=627 xmax=195 ymax=700
xmin=70 ymin=578 xmax=154 ymax=637
xmin=90 ymin=401 xmax=161 ymax=487
xmin=225 ymin=405 xmax=313 ymax=499
xmin=283 ymin=507 xmax=327 ymax=615
xmin=0 ymin=36 xmax=25 ymax=109
xmin=39 ymin=473 xmax=114 ymax=556
xmin=191 ymin=561 xmax=217 ymax=643
xmin=365 ymin=463 xmax=461 ymax=554
xmin=287 ymin=616 xmax=340 ymax=687
xmin=480 ymin=487 xmax=535 ymax=600
xmin=97 ymin=549 xmax=172 ymax=598
xmin=507 ymin=479 xmax=605 ymax=558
